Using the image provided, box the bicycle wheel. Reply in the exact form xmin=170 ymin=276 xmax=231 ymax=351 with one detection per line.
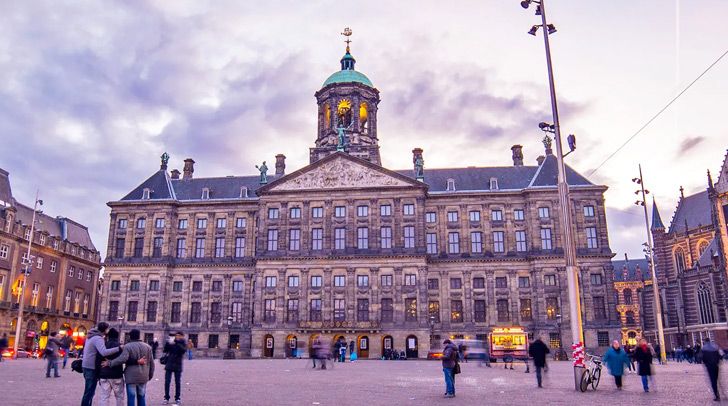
xmin=591 ymin=367 xmax=601 ymax=390
xmin=579 ymin=369 xmax=590 ymax=392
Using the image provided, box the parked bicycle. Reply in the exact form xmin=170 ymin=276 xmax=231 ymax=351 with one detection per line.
xmin=579 ymin=353 xmax=602 ymax=392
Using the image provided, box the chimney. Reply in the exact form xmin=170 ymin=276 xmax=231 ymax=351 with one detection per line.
xmin=511 ymin=145 xmax=523 ymax=166
xmin=170 ymin=169 xmax=180 ymax=180
xmin=275 ymin=154 xmax=286 ymax=176
xmin=183 ymin=158 xmax=195 ymax=180
xmin=536 ymin=155 xmax=545 ymax=165
xmin=412 ymin=148 xmax=424 ymax=181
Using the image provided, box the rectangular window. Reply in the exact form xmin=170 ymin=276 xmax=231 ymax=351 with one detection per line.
xmin=471 ymin=232 xmax=483 ymax=253
xmin=289 ymin=207 xmax=301 ymax=219
xmin=155 ymin=218 xmax=165 ymax=229
xmin=235 ymin=217 xmax=246 ymax=228
xmin=149 ymin=280 xmax=160 ymax=291
xmin=590 ymin=274 xmax=603 ymax=286
xmin=473 ymin=277 xmax=485 ymax=289
xmin=491 ymin=210 xmax=503 ymax=221
xmin=403 ymin=226 xmax=415 ymax=248
xmin=196 ymin=218 xmax=207 ymax=229
xmin=404 ymin=274 xmax=417 ymax=286
xmin=597 ymin=331 xmax=610 ymax=347
xmin=518 ymin=276 xmax=530 ymax=288
xmin=333 ymin=299 xmax=346 ymax=321
xmin=118 ymin=219 xmax=128 ymax=229
xmin=520 ymin=299 xmax=533 ymax=321
xmin=380 ymin=274 xmax=392 ymax=287
xmin=235 ymin=237 xmax=245 ymax=257
xmin=231 ymin=302 xmax=243 ymax=322
xmin=312 ymin=207 xmax=324 ymax=218
xmin=129 ymin=280 xmax=140 ymax=291
xmin=110 ymin=280 xmax=120 ymax=291
xmin=146 ymin=301 xmax=157 ymax=322
xmin=469 ymin=210 xmax=481 ymax=222
xmin=380 ymin=204 xmax=392 ymax=216
xmin=495 ymin=276 xmax=508 ymax=288
xmin=289 ymin=229 xmax=301 ymax=251
xmin=133 ymin=238 xmax=144 ymax=258
xmin=310 ymin=275 xmax=322 ymax=288
xmin=428 ymin=301 xmax=440 ymax=323
xmin=50 ymin=260 xmax=57 ymax=273
xmin=497 ymin=299 xmax=509 ymax=322
xmin=515 ymin=231 xmax=527 ymax=252
xmin=192 ymin=281 xmax=202 ymax=292
xmin=514 ymin=209 xmax=525 ymax=221
xmin=334 ymin=275 xmax=346 ymax=287
xmin=288 ymin=275 xmax=300 ymax=288
xmin=44 ymin=286 xmax=53 ymax=308
xmin=357 ymin=275 xmax=369 ymax=287
xmin=586 ymin=227 xmax=598 ymax=248
xmin=171 ymin=302 xmax=181 ymax=322
xmin=546 ymin=297 xmax=559 ymax=320
xmin=210 ymin=302 xmax=221 ymax=323
xmin=426 ymin=233 xmax=437 ymax=254
xmin=264 ymin=299 xmax=276 ymax=322
xmin=268 ymin=208 xmax=279 ymax=219
xmin=583 ymin=205 xmax=595 ymax=217
xmin=176 ymin=238 xmax=186 ymax=258
xmin=309 ymin=299 xmax=322 ymax=321
xmin=451 ymin=300 xmax=463 ymax=323
xmin=216 ymin=218 xmax=226 ymax=229
xmin=108 ymin=301 xmax=119 ymax=321
xmin=425 ymin=212 xmax=437 ymax=223
xmin=492 ymin=231 xmax=505 ymax=253
xmin=68 ymin=266 xmax=75 ymax=278
xmin=446 ymin=278 xmax=460 ymax=291
xmin=593 ymin=296 xmax=606 ymax=320
xmin=540 ymin=228 xmax=553 ymax=250
xmin=334 ymin=206 xmax=346 ymax=218
xmin=265 ymin=276 xmax=276 ymax=288
xmin=115 ymin=238 xmax=125 ymax=258
xmin=544 ymin=274 xmax=557 ymax=286
xmin=474 ymin=300 xmax=486 ymax=322
xmin=127 ymin=301 xmax=138 ymax=321
xmin=448 ymin=232 xmax=460 ymax=254
xmin=357 ymin=299 xmax=369 ymax=321
xmin=403 ymin=204 xmax=415 ymax=216
xmin=287 ymin=299 xmax=299 ymax=322
xmin=405 ymin=298 xmax=417 ymax=321
xmin=334 ymin=228 xmax=346 ymax=250
xmin=232 ymin=280 xmax=243 ymax=292
xmin=267 ymin=229 xmax=278 ymax=251
xmin=214 ymin=237 xmax=225 ymax=257
xmin=357 ymin=205 xmax=369 ymax=217
xmin=195 ymin=238 xmax=205 ymax=258
xmin=357 ymin=227 xmax=369 ymax=249
xmin=538 ymin=207 xmax=550 ymax=219
xmin=447 ymin=211 xmax=458 ymax=222
xmin=428 ymin=278 xmax=439 ymax=290
xmin=311 ymin=228 xmax=323 ymax=250
xmin=380 ymin=227 xmax=392 ymax=249
xmin=178 ymin=219 xmax=188 ymax=229
xmin=211 ymin=280 xmax=222 ymax=292
xmin=152 ymin=237 xmax=163 ymax=258
xmin=208 ymin=335 xmax=219 ymax=349
xmin=136 ymin=218 xmax=146 ymax=229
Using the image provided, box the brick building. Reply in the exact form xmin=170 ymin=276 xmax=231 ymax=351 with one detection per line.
xmin=0 ymin=168 xmax=101 ymax=351
xmin=101 ymin=41 xmax=620 ymax=358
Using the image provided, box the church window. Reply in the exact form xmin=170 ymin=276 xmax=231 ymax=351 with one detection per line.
xmin=674 ymin=248 xmax=686 ymax=272
xmin=698 ymin=283 xmax=715 ymax=324
xmin=698 ymin=241 xmax=709 ymax=257
xmin=337 ymin=99 xmax=352 ymax=127
xmin=623 ymin=289 xmax=632 ymax=304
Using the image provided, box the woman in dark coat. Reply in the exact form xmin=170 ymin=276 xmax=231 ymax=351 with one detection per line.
xmin=163 ymin=332 xmax=187 ymax=405
xmin=633 ymin=338 xmax=654 ymax=392
xmin=97 ymin=328 xmax=124 ymax=406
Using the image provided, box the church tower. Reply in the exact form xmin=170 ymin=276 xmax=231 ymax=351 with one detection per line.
xmin=310 ymin=28 xmax=381 ymax=165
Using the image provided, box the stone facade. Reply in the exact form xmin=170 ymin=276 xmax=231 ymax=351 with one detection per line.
xmin=101 ymin=43 xmax=620 ymax=358
xmin=0 ymin=168 xmax=101 ymax=351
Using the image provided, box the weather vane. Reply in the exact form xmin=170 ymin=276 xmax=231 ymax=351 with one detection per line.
xmin=341 ymin=27 xmax=352 ymax=52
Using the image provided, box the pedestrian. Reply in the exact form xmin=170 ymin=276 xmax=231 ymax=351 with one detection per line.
xmin=163 ymin=331 xmax=187 ymax=405
xmin=602 ymin=340 xmax=630 ymax=390
xmin=339 ymin=343 xmax=346 ymax=363
xmin=186 ymin=339 xmax=194 ymax=361
xmin=81 ymin=322 xmax=122 ymax=406
xmin=634 ymin=339 xmax=654 ymax=393
xmin=45 ymin=331 xmax=61 ymax=378
xmin=97 ymin=328 xmax=125 ymax=406
xmin=528 ymin=337 xmax=550 ymax=388
xmin=626 ymin=345 xmax=636 ymax=373
xmin=311 ymin=339 xmax=320 ymax=369
xmin=105 ymin=329 xmax=154 ymax=406
xmin=700 ymin=338 xmax=723 ymax=402
xmin=654 ymin=344 xmax=662 ymax=365
xmin=60 ymin=332 xmax=73 ymax=369
xmin=349 ymin=340 xmax=355 ymax=358
xmin=151 ymin=338 xmax=159 ymax=360
xmin=0 ymin=333 xmax=7 ymax=363
xmin=441 ymin=339 xmax=459 ymax=398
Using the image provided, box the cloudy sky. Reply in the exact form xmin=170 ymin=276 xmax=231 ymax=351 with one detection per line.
xmin=2 ymin=0 xmax=727 ymax=259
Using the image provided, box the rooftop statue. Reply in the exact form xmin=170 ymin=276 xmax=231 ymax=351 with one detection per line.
xmin=255 ymin=161 xmax=268 ymax=184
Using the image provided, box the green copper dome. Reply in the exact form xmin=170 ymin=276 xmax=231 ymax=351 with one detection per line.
xmin=321 ymin=51 xmax=373 ymax=88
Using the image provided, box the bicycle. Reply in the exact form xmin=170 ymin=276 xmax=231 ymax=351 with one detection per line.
xmin=579 ymin=353 xmax=602 ymax=392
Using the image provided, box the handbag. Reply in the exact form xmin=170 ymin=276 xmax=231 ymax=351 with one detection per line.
xmin=453 ymin=362 xmax=461 ymax=375
xmin=71 ymin=359 xmax=84 ymax=373
xmin=159 ymin=354 xmax=168 ymax=365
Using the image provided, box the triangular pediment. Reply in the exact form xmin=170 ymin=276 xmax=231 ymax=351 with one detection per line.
xmin=260 ymin=153 xmax=424 ymax=193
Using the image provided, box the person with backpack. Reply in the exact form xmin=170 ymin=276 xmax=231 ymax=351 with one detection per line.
xmin=45 ymin=331 xmax=62 ymax=378
xmin=105 ymin=329 xmax=154 ymax=406
xmin=441 ymin=339 xmax=459 ymax=398
xmin=97 ymin=328 xmax=124 ymax=406
xmin=81 ymin=322 xmax=122 ymax=406
xmin=163 ymin=331 xmax=187 ymax=405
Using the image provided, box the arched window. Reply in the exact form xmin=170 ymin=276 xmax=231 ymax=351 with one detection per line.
xmin=674 ymin=248 xmax=686 ymax=272
xmin=697 ymin=283 xmax=715 ymax=324
xmin=698 ymin=240 xmax=709 ymax=257
xmin=337 ymin=99 xmax=352 ymax=127
xmin=623 ymin=289 xmax=632 ymax=304
xmin=625 ymin=311 xmax=635 ymax=325
xmin=359 ymin=102 xmax=368 ymax=132
xmin=323 ymin=103 xmax=331 ymax=129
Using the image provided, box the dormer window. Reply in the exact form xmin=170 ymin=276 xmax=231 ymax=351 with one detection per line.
xmin=201 ymin=188 xmax=210 ymax=200
xmin=142 ymin=188 xmax=151 ymax=200
xmin=240 ymin=187 xmax=248 ymax=198
xmin=446 ymin=178 xmax=456 ymax=191
xmin=490 ymin=178 xmax=499 ymax=190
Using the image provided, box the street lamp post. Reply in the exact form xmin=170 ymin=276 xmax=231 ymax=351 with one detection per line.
xmin=632 ymin=165 xmax=667 ymax=363
xmin=520 ymin=0 xmax=585 ymax=390
xmin=12 ymin=191 xmax=42 ymax=359
xmin=224 ymin=316 xmax=235 ymax=359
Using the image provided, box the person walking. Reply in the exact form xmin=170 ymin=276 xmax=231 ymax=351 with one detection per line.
xmin=81 ymin=322 xmax=121 ymax=406
xmin=634 ymin=339 xmax=654 ymax=393
xmin=602 ymin=340 xmax=630 ymax=390
xmin=441 ymin=339 xmax=459 ymax=398
xmin=163 ymin=332 xmax=187 ymax=405
xmin=626 ymin=345 xmax=636 ymax=373
xmin=527 ymin=337 xmax=550 ymax=388
xmin=186 ymin=339 xmax=194 ymax=361
xmin=60 ymin=332 xmax=73 ymax=369
xmin=0 ymin=333 xmax=7 ymax=363
xmin=44 ymin=331 xmax=61 ymax=378
xmin=106 ymin=329 xmax=154 ymax=406
xmin=349 ymin=340 xmax=355 ymax=359
xmin=151 ymin=338 xmax=159 ymax=360
xmin=700 ymin=338 xmax=723 ymax=402
xmin=97 ymin=328 xmax=125 ymax=406
xmin=338 ymin=344 xmax=346 ymax=363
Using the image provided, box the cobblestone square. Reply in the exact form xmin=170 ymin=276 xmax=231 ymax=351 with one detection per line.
xmin=1 ymin=358 xmax=726 ymax=405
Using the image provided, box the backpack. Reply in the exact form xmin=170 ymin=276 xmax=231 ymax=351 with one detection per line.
xmin=71 ymin=359 xmax=84 ymax=373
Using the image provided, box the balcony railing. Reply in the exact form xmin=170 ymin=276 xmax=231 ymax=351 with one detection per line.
xmin=298 ymin=320 xmax=381 ymax=330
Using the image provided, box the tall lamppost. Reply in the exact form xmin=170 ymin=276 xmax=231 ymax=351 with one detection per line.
xmin=520 ymin=0 xmax=585 ymax=390
xmin=632 ymin=165 xmax=667 ymax=363
xmin=224 ymin=316 xmax=235 ymax=359
xmin=12 ymin=191 xmax=42 ymax=358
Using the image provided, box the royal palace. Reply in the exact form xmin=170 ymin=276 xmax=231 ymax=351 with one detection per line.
xmin=100 ymin=39 xmax=621 ymax=358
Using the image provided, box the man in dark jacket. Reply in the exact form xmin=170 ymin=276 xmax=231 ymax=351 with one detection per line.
xmin=163 ymin=332 xmax=187 ymax=405
xmin=108 ymin=329 xmax=154 ymax=406
xmin=151 ymin=338 xmax=159 ymax=360
xmin=60 ymin=333 xmax=73 ymax=369
xmin=528 ymin=337 xmax=550 ymax=388
xmin=700 ymin=338 xmax=723 ymax=401
xmin=441 ymin=339 xmax=459 ymax=398
xmin=97 ymin=328 xmax=124 ymax=406
xmin=45 ymin=331 xmax=61 ymax=378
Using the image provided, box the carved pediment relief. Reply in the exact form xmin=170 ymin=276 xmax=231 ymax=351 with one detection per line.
xmin=269 ymin=156 xmax=413 ymax=191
